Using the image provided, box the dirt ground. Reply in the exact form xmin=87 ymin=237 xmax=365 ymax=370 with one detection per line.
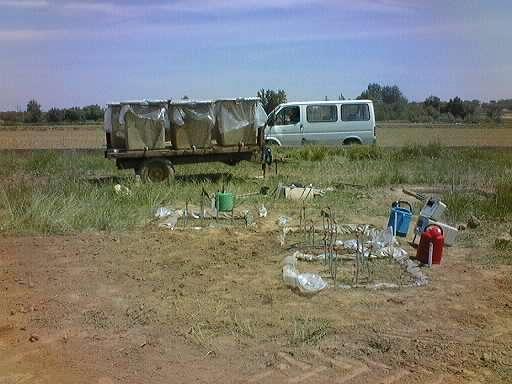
xmin=376 ymin=124 xmax=512 ymax=147
xmin=0 ymin=126 xmax=103 ymax=150
xmin=1 ymin=214 xmax=511 ymax=383
xmin=2 ymin=123 xmax=512 ymax=149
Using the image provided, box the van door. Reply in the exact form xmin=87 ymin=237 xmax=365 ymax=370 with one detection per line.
xmin=340 ymin=103 xmax=373 ymax=143
xmin=302 ymin=104 xmax=339 ymax=144
xmin=269 ymin=105 xmax=302 ymax=146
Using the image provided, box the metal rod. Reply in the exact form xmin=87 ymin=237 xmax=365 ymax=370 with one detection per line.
xmin=428 ymin=242 xmax=433 ymax=267
xmin=355 ymin=233 xmax=360 ymax=285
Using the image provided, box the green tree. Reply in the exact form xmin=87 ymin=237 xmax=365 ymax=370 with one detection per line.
xmin=47 ymin=107 xmax=64 ymax=123
xmin=382 ymin=85 xmax=407 ymax=104
xmin=424 ymin=95 xmax=441 ymax=110
xmin=0 ymin=111 xmax=20 ymax=123
xmin=485 ymin=101 xmax=502 ymax=122
xmin=358 ymin=83 xmax=383 ymax=103
xmin=82 ymin=104 xmax=103 ymax=121
xmin=257 ymin=88 xmax=287 ymax=114
xmin=462 ymin=100 xmax=481 ymax=123
xmin=64 ymin=107 xmax=82 ymax=122
xmin=444 ymin=97 xmax=465 ymax=119
xmin=25 ymin=99 xmax=42 ymax=123
xmin=358 ymin=83 xmax=406 ymax=105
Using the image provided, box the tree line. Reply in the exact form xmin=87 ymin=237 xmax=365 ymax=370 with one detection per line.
xmin=355 ymin=83 xmax=509 ymax=123
xmin=258 ymin=85 xmax=510 ymax=123
xmin=1 ymin=88 xmax=511 ymax=125
xmin=0 ymin=100 xmax=104 ymax=124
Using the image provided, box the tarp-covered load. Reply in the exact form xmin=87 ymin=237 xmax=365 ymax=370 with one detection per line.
xmin=214 ymin=98 xmax=268 ymax=146
xmin=104 ymin=98 xmax=267 ymax=150
xmin=169 ymin=101 xmax=215 ymax=149
xmin=105 ymin=100 xmax=168 ymax=150
xmin=124 ymin=109 xmax=166 ymax=150
xmin=121 ymin=101 xmax=167 ymax=150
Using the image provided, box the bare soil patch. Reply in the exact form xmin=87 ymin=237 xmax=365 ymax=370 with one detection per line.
xmin=1 ymin=220 xmax=511 ymax=383
xmin=2 ymin=122 xmax=512 ymax=149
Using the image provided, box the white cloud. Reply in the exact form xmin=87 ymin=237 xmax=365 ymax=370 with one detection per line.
xmin=350 ymin=0 xmax=421 ymax=14
xmin=0 ymin=18 xmax=460 ymax=44
xmin=60 ymin=1 xmax=121 ymax=14
xmin=56 ymin=0 xmax=318 ymax=17
xmin=0 ymin=0 xmax=48 ymax=8
xmin=157 ymin=0 xmax=421 ymax=14
xmin=0 ymin=1 xmax=478 ymax=44
xmin=159 ymin=0 xmax=316 ymax=12
xmin=0 ymin=29 xmax=57 ymax=41
xmin=49 ymin=0 xmax=421 ymax=15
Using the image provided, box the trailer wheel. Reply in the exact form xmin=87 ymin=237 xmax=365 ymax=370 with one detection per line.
xmin=140 ymin=159 xmax=175 ymax=183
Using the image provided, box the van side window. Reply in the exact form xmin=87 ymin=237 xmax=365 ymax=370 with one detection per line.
xmin=306 ymin=105 xmax=337 ymax=123
xmin=341 ymin=104 xmax=370 ymax=121
xmin=275 ymin=106 xmax=300 ymax=125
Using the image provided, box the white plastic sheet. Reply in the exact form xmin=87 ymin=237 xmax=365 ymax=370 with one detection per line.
xmin=107 ymin=98 xmax=266 ymax=150
xmin=336 ymin=227 xmax=398 ymax=258
xmin=296 ymin=273 xmax=328 ymax=294
xmin=282 ymin=254 xmax=328 ymax=295
xmin=155 ymin=207 xmax=173 ymax=219
xmin=119 ymin=104 xmax=168 ymax=126
xmin=104 ymin=107 xmax=112 ymax=133
xmin=255 ymin=103 xmax=268 ymax=128
xmin=170 ymin=103 xmax=214 ymax=127
xmin=214 ymin=99 xmax=267 ymax=145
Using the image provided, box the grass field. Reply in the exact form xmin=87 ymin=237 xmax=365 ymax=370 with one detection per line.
xmin=1 ymin=145 xmax=511 ymax=233
xmin=378 ymin=121 xmax=512 ymax=146
xmin=0 ymin=122 xmax=511 ymax=149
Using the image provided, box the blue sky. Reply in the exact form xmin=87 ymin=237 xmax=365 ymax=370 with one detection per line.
xmin=0 ymin=0 xmax=510 ymax=110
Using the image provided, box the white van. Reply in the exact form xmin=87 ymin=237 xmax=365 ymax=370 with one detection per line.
xmin=265 ymin=100 xmax=376 ymax=146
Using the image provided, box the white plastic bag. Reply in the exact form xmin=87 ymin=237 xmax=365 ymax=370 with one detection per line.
xmin=296 ymin=273 xmax=328 ymax=294
xmin=158 ymin=215 xmax=178 ymax=230
xmin=278 ymin=216 xmax=289 ymax=226
xmin=155 ymin=207 xmax=173 ymax=218
xmin=293 ymin=251 xmax=324 ymax=262
xmin=113 ymin=184 xmax=131 ymax=196
xmin=282 ymin=264 xmax=298 ymax=288
xmin=369 ymin=226 xmax=396 ymax=249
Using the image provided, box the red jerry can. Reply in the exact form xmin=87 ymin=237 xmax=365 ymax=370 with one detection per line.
xmin=416 ymin=224 xmax=444 ymax=265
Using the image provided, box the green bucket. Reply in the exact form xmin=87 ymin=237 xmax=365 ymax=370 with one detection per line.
xmin=216 ymin=192 xmax=235 ymax=212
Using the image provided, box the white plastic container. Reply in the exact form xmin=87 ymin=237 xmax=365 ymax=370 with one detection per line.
xmin=420 ymin=198 xmax=447 ymax=221
xmin=427 ymin=219 xmax=458 ymax=246
xmin=415 ymin=216 xmax=458 ymax=246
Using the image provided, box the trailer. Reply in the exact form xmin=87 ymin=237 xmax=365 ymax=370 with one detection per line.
xmin=104 ymin=98 xmax=267 ymax=182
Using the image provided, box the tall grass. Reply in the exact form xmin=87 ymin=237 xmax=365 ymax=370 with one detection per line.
xmin=0 ymin=154 xmax=267 ymax=233
xmin=285 ymin=145 xmax=383 ymax=162
xmin=443 ymin=179 xmax=512 ymax=222
xmin=1 ymin=146 xmax=511 ymax=234
xmin=287 ymin=146 xmax=342 ymax=161
xmin=392 ymin=142 xmax=443 ymax=161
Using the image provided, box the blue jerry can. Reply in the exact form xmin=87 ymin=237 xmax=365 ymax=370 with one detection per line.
xmin=387 ymin=201 xmax=413 ymax=237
